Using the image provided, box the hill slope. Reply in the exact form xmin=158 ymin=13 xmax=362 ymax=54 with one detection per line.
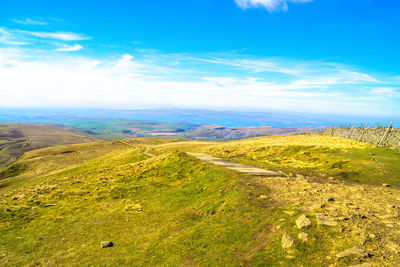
xmin=0 ymin=123 xmax=99 ymax=174
xmin=0 ymin=135 xmax=399 ymax=266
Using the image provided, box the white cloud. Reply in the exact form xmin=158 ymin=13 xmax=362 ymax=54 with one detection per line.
xmin=235 ymin=0 xmax=313 ymax=12
xmin=0 ymin=28 xmax=28 ymax=45
xmin=21 ymin=31 xmax=90 ymax=41
xmin=0 ymin=48 xmax=397 ymax=117
xmin=370 ymin=87 xmax=400 ymax=98
xmin=56 ymin=44 xmax=83 ymax=52
xmin=13 ymin=18 xmax=47 ymax=25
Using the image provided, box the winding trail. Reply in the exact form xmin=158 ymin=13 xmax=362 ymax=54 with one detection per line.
xmin=119 ymin=140 xmax=156 ymax=158
xmin=119 ymin=140 xmax=281 ymax=175
xmin=187 ymin=152 xmax=285 ymax=177
xmin=142 ymin=147 xmax=156 ymax=158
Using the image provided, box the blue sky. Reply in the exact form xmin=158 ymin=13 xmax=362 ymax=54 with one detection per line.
xmin=0 ymin=0 xmax=399 ymax=117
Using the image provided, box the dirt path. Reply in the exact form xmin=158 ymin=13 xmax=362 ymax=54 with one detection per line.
xmin=118 ymin=140 xmax=137 ymax=149
xmin=119 ymin=140 xmax=155 ymax=158
xmin=187 ymin=152 xmax=285 ymax=177
xmin=142 ymin=147 xmax=156 ymax=158
xmin=188 ymin=151 xmax=400 ymax=264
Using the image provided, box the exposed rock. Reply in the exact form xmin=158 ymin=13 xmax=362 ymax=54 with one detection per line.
xmin=296 ymin=214 xmax=312 ymax=229
xmin=336 ymin=247 xmax=368 ymax=258
xmin=298 ymin=232 xmax=308 ymax=242
xmin=101 ymin=241 xmax=114 ymax=248
xmin=309 ymin=202 xmax=325 ymax=211
xmin=315 ymin=213 xmax=337 ymax=226
xmin=281 ymin=232 xmax=294 ymax=249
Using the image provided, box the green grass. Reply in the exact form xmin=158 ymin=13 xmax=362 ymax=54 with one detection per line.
xmin=0 ymin=146 xmax=279 ymax=266
xmin=0 ymin=135 xmax=398 ymax=265
xmin=183 ymin=135 xmax=400 ymax=187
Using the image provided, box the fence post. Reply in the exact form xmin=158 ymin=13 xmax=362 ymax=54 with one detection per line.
xmin=378 ymin=122 xmax=393 ymax=147
xmin=348 ymin=126 xmax=355 ymax=139
xmin=358 ymin=123 xmax=368 ymax=142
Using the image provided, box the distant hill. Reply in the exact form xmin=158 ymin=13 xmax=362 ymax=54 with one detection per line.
xmin=0 ymin=123 xmax=99 ymax=173
xmin=181 ymin=125 xmax=307 ymax=140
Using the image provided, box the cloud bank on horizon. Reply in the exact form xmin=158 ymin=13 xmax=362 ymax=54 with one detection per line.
xmin=1 ymin=45 xmax=398 ymax=117
xmin=0 ymin=0 xmax=399 ymax=119
xmin=235 ymin=0 xmax=313 ymax=12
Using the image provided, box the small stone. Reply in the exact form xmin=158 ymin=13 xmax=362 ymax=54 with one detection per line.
xmin=315 ymin=213 xmax=337 ymax=226
xmin=382 ymin=183 xmax=391 ymax=187
xmin=138 ymin=208 xmax=143 ymax=211
xmin=336 ymin=247 xmax=368 ymax=258
xmin=101 ymin=241 xmax=114 ymax=248
xmin=298 ymin=232 xmax=308 ymax=242
xmin=284 ymin=211 xmax=296 ymax=216
xmin=281 ymin=232 xmax=294 ymax=249
xmin=296 ymin=214 xmax=312 ymax=229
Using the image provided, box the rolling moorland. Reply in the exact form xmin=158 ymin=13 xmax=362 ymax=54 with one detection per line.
xmin=0 ymin=123 xmax=99 ymax=174
xmin=1 ymin=135 xmax=400 ymax=266
xmin=0 ymin=121 xmax=308 ymax=176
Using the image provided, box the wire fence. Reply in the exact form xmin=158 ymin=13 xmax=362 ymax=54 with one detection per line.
xmin=306 ymin=123 xmax=400 ymax=149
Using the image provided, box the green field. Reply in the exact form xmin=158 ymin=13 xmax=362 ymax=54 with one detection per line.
xmin=1 ymin=135 xmax=399 ymax=266
xmin=27 ymin=119 xmax=198 ymax=140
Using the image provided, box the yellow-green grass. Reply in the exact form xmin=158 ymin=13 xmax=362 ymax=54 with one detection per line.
xmin=0 ymin=137 xmax=356 ymax=266
xmin=178 ymin=135 xmax=400 ymax=187
xmin=0 ymin=135 xmax=399 ymax=266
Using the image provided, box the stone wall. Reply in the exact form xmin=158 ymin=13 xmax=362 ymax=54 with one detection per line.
xmin=307 ymin=125 xmax=400 ymax=149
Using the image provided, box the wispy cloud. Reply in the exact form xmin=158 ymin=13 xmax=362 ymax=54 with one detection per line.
xmin=0 ymin=28 xmax=29 ymax=45
xmin=370 ymin=87 xmax=400 ymax=98
xmin=235 ymin=0 xmax=313 ymax=12
xmin=56 ymin=44 xmax=83 ymax=52
xmin=21 ymin=31 xmax=90 ymax=41
xmin=13 ymin=18 xmax=47 ymax=25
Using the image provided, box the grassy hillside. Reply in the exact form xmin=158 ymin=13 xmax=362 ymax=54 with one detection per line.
xmin=1 ymin=135 xmax=399 ymax=266
xmin=0 ymin=123 xmax=99 ymax=174
xmin=155 ymin=135 xmax=400 ymax=187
